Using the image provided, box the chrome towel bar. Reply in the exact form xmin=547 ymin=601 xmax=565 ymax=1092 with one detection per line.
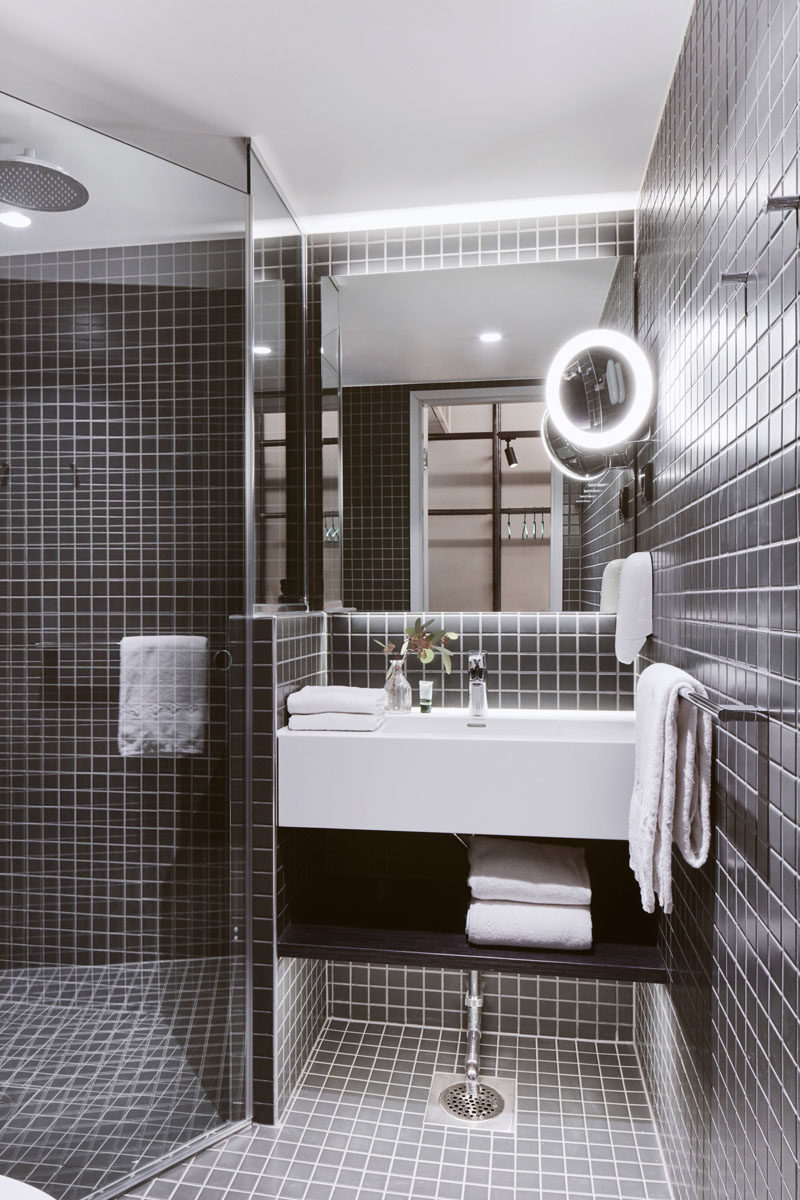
xmin=680 ymin=690 xmax=768 ymax=724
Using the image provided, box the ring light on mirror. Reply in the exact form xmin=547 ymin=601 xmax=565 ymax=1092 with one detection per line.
xmin=540 ymin=411 xmax=609 ymax=482
xmin=545 ymin=328 xmax=653 ymax=451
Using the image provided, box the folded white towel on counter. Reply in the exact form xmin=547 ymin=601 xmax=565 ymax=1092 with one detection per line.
xmin=628 ymin=663 xmax=712 ymax=915
xmin=466 ymin=901 xmax=592 ymax=951
xmin=287 ymin=685 xmax=386 ymax=716
xmin=288 ymin=712 xmax=385 ymax=732
xmin=118 ymin=635 xmax=207 ymax=758
xmin=469 ymin=838 xmax=591 ymax=906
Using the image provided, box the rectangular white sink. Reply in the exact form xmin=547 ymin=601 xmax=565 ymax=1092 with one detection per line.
xmin=277 ymin=708 xmax=635 ymax=840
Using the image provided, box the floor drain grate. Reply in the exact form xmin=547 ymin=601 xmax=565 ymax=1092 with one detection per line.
xmin=439 ymin=1080 xmax=505 ymax=1122
xmin=425 ymin=1072 xmax=516 ymax=1132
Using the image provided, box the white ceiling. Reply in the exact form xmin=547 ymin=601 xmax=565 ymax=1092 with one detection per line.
xmin=0 ymin=0 xmax=694 ymax=227
xmin=335 ymin=257 xmax=619 ymax=385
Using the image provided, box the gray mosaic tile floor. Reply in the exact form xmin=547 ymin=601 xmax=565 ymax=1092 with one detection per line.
xmin=0 ymin=959 xmax=245 ymax=1200
xmin=127 ymin=1018 xmax=671 ymax=1200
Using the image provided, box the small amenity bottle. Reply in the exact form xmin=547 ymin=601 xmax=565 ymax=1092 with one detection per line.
xmin=385 ymin=658 xmax=412 ymax=713
xmin=419 ymin=680 xmax=433 ymax=713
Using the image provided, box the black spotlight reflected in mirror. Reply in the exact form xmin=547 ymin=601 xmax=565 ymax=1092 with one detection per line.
xmin=504 ymin=439 xmax=518 ymax=468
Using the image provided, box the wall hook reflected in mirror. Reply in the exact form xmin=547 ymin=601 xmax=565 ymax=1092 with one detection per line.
xmin=323 ymin=510 xmax=340 ymax=542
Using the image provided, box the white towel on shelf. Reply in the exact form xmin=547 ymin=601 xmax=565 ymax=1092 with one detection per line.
xmin=469 ymin=838 xmax=591 ymax=906
xmin=118 ymin=635 xmax=207 ymax=758
xmin=628 ymin=663 xmax=712 ymax=914
xmin=288 ymin=712 xmax=385 ymax=732
xmin=287 ymin=685 xmax=385 ymax=716
xmin=466 ymin=901 xmax=592 ymax=951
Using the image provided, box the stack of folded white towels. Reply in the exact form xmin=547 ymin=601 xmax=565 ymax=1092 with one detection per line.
xmin=287 ymin=685 xmax=386 ymax=732
xmin=466 ymin=836 xmax=593 ymax=951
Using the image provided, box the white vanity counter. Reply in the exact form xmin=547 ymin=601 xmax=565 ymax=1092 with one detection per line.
xmin=277 ymin=708 xmax=635 ymax=839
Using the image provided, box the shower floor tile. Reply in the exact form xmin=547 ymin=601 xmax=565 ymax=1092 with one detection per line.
xmin=126 ymin=1018 xmax=671 ymax=1200
xmin=0 ymin=958 xmax=245 ymax=1200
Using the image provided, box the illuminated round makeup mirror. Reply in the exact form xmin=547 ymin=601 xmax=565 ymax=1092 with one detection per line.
xmin=540 ymin=411 xmax=609 ymax=482
xmin=545 ymin=329 xmax=653 ymax=451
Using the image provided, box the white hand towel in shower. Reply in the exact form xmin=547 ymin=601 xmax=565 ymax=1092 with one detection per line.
xmin=118 ymin=635 xmax=208 ymax=757
xmin=469 ymin=838 xmax=591 ymax=906
xmin=628 ymin=663 xmax=712 ymax=914
xmin=287 ymin=685 xmax=385 ymax=716
xmin=466 ymin=900 xmax=592 ymax=950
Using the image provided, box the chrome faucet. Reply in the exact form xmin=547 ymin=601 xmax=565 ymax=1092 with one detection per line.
xmin=468 ymin=652 xmax=488 ymax=717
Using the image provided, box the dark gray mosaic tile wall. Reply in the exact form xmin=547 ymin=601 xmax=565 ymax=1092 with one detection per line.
xmin=0 ymin=239 xmax=248 ymax=1196
xmin=306 ymin=213 xmax=635 ymax=608
xmin=243 ymin=613 xmax=326 ymax=1124
xmin=328 ymin=610 xmax=633 ymax=710
xmin=623 ymin=3 xmax=800 ymax=1198
xmin=272 ymin=616 xmax=327 ymax=1118
xmin=0 ymin=240 xmax=245 ymax=968
xmin=328 ymin=963 xmax=635 ymax=1042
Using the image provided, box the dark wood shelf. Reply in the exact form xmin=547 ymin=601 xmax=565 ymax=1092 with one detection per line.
xmin=278 ymin=922 xmax=668 ymax=983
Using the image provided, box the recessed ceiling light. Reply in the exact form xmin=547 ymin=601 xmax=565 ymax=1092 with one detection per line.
xmin=0 ymin=210 xmax=32 ymax=228
xmin=479 ymin=331 xmax=503 ymax=344
xmin=253 ymin=344 xmax=273 ymax=356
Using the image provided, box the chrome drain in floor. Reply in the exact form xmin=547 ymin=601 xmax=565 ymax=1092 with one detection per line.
xmin=439 ymin=1080 xmax=505 ymax=1122
xmin=425 ymin=1072 xmax=516 ymax=1132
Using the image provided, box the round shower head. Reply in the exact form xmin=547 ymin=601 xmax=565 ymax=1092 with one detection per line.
xmin=0 ymin=148 xmax=88 ymax=212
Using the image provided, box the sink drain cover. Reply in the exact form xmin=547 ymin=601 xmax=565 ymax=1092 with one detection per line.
xmin=439 ymin=1080 xmax=505 ymax=1122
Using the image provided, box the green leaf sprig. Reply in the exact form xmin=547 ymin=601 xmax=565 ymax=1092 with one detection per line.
xmin=374 ymin=617 xmax=459 ymax=678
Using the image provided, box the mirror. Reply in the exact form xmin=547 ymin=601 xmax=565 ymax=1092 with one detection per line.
xmin=322 ymin=254 xmax=633 ymax=613
xmin=544 ymin=328 xmax=653 ymax=451
xmin=541 ymin=411 xmax=610 ymax=482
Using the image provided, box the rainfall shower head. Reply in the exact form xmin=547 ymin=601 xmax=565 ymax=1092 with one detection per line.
xmin=0 ymin=148 xmax=88 ymax=212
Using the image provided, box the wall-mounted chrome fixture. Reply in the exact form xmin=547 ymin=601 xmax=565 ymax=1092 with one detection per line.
xmin=503 ymin=439 xmax=518 ymax=468
xmin=762 ymin=194 xmax=800 ymax=214
xmin=544 ymin=328 xmax=654 ymax=453
xmin=721 ymin=270 xmax=752 ymax=318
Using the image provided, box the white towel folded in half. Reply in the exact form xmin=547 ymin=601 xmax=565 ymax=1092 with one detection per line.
xmin=287 ymin=685 xmax=385 ymax=716
xmin=466 ymin=901 xmax=592 ymax=951
xmin=628 ymin=663 xmax=712 ymax=915
xmin=288 ymin=712 xmax=385 ymax=732
xmin=469 ymin=838 xmax=591 ymax=906
xmin=118 ymin=635 xmax=208 ymax=758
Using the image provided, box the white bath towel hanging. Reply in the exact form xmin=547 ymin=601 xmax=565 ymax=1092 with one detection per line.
xmin=118 ymin=635 xmax=208 ymax=758
xmin=287 ymin=685 xmax=385 ymax=716
xmin=469 ymin=838 xmax=591 ymax=906
xmin=674 ymin=688 xmax=713 ymax=870
xmin=628 ymin=663 xmax=712 ymax=914
xmin=466 ymin=900 xmax=592 ymax=950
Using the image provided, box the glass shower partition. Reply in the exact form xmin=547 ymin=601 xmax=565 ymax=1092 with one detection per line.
xmin=0 ymin=92 xmax=250 ymax=1199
